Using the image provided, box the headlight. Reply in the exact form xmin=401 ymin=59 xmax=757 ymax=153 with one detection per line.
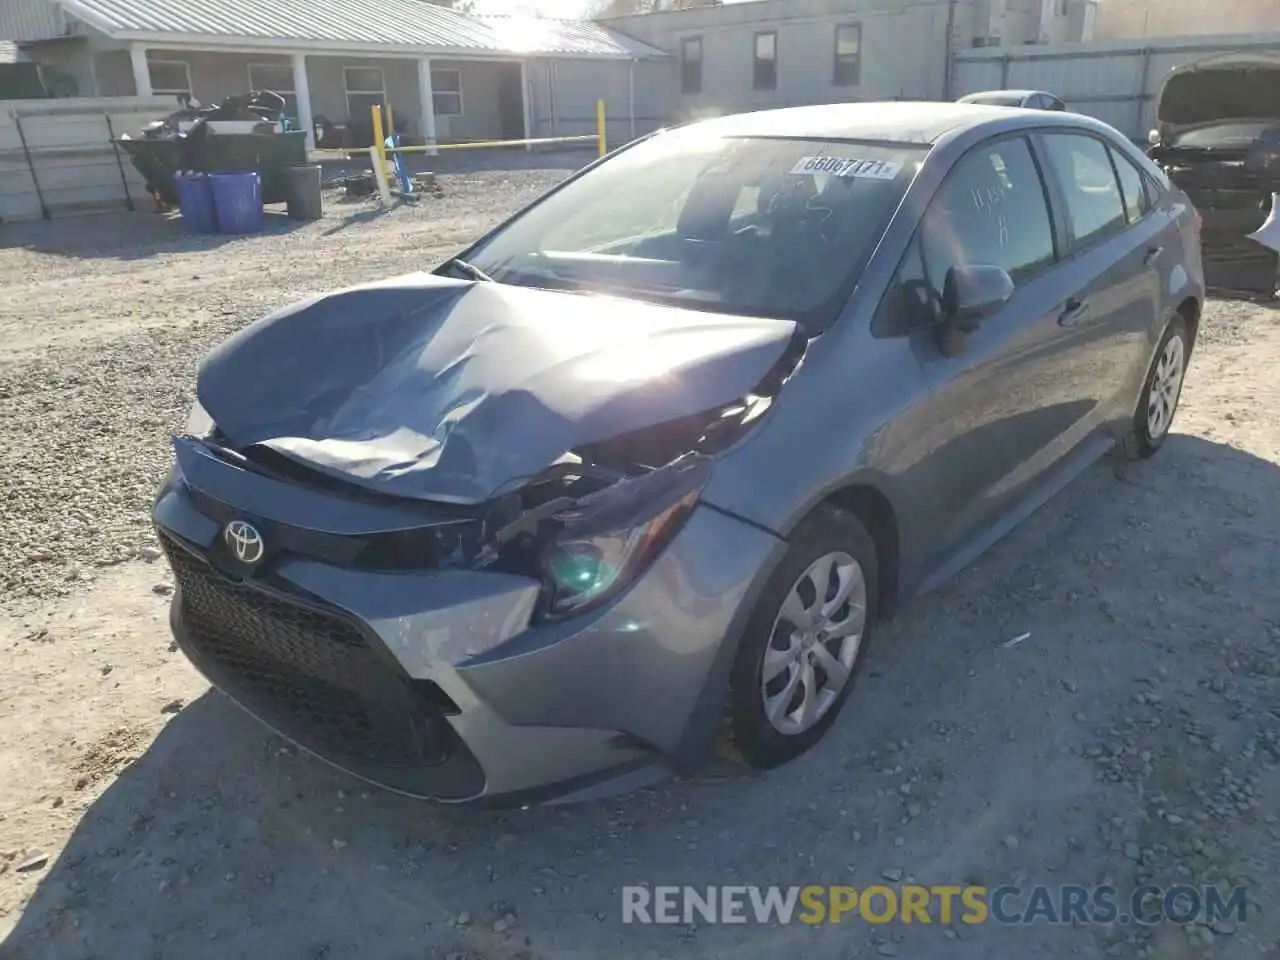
xmin=184 ymin=398 xmax=214 ymax=437
xmin=539 ymin=456 xmax=710 ymax=620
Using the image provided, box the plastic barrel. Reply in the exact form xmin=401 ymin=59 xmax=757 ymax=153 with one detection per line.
xmin=286 ymin=163 xmax=323 ymax=221
xmin=173 ymin=173 xmax=217 ymax=233
xmin=209 ymin=171 xmax=263 ymax=234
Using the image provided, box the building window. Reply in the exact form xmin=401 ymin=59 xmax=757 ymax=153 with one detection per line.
xmin=753 ymin=31 xmax=777 ymax=91
xmin=344 ymin=65 xmax=386 ymax=123
xmin=833 ymin=23 xmax=861 ymax=87
xmin=681 ymin=36 xmax=702 ymax=95
xmin=431 ymin=67 xmax=463 ymax=117
xmin=148 ymin=59 xmax=192 ymax=97
xmin=247 ymin=62 xmax=298 ymax=119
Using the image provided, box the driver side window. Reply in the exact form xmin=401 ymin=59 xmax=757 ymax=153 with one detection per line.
xmin=874 ymin=136 xmax=1056 ymax=335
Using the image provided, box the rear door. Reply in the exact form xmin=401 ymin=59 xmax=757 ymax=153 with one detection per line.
xmin=871 ymin=134 xmax=1092 ymax=566
xmin=1034 ymin=132 xmax=1167 ymax=431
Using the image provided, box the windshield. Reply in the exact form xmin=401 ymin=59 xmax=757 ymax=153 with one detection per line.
xmin=461 ymin=131 xmax=924 ymax=331
xmin=1169 ymin=121 xmax=1280 ymax=149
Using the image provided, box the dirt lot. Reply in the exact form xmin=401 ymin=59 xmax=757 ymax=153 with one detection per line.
xmin=1 ymin=157 xmax=1278 ymax=960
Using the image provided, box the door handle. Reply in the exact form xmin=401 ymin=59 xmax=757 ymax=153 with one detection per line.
xmin=1143 ymin=245 xmax=1164 ymax=268
xmin=1058 ymin=298 xmax=1091 ymax=327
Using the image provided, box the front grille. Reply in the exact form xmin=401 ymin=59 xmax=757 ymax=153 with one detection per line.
xmin=160 ymin=533 xmax=450 ymax=776
xmin=185 ymin=485 xmax=485 ymax=572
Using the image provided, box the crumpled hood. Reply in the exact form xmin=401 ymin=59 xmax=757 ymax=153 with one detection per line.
xmin=197 ymin=274 xmax=797 ymax=504
xmin=1156 ymin=53 xmax=1280 ymax=134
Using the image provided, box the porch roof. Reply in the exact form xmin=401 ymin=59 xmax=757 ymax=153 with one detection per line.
xmin=58 ymin=0 xmax=669 ymax=60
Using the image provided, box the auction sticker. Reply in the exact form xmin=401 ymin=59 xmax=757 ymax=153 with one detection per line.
xmin=789 ymin=156 xmax=903 ymax=180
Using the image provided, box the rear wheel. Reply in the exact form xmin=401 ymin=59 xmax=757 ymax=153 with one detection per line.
xmin=1120 ymin=314 xmax=1189 ymax=460
xmin=723 ymin=506 xmax=878 ymax=769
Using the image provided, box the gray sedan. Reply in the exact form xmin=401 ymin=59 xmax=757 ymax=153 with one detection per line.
xmin=154 ymin=101 xmax=1204 ymax=804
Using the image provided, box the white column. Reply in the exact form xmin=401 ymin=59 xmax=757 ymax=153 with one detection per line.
xmin=130 ymin=45 xmax=152 ymax=97
xmin=417 ymin=57 xmax=438 ymax=156
xmin=520 ymin=60 xmax=533 ymax=150
xmin=628 ymin=59 xmax=636 ymax=141
xmin=291 ymin=52 xmax=315 ymax=151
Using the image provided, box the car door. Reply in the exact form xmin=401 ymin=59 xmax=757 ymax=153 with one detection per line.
xmin=1107 ymin=142 xmax=1184 ymax=386
xmin=871 ymin=134 xmax=1094 ymax=570
xmin=1034 ymin=131 xmax=1165 ymax=432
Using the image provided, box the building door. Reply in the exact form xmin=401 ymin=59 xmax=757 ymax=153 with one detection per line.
xmin=497 ymin=64 xmax=525 ymax=141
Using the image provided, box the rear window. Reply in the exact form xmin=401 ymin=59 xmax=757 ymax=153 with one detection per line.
xmin=962 ymin=92 xmax=1025 ymax=107
xmin=1039 ymin=133 xmax=1128 ymax=248
xmin=465 ymin=131 xmax=926 ymax=331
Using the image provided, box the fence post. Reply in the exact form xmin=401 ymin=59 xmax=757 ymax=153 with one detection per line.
xmin=371 ymin=103 xmax=389 ymax=181
xmin=596 ymin=99 xmax=606 ymax=157
xmin=1135 ymin=47 xmax=1153 ymax=140
xmin=369 ymin=145 xmax=392 ymax=206
xmin=370 ymin=104 xmax=392 ymax=206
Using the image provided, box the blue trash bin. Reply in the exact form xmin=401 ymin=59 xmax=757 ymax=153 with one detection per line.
xmin=173 ymin=173 xmax=217 ymax=233
xmin=209 ymin=171 xmax=263 ymax=235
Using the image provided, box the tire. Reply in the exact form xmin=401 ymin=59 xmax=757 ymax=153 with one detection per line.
xmin=1119 ymin=313 xmax=1190 ymax=460
xmin=723 ymin=505 xmax=878 ymax=769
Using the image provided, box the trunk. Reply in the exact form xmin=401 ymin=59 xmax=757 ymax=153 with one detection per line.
xmin=1152 ymin=54 xmax=1280 ymax=295
xmin=1155 ymin=55 xmax=1280 ymax=135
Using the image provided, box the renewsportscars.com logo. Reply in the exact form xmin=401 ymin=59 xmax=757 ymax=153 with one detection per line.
xmin=621 ymin=884 xmax=1249 ymax=927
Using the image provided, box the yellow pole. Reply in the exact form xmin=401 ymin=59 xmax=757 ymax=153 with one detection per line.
xmin=384 ymin=103 xmax=396 ymax=139
xmin=596 ymin=99 xmax=606 ymax=157
xmin=371 ymin=103 xmax=388 ymax=180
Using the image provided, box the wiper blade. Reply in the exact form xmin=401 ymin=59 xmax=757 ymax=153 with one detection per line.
xmin=441 ymin=257 xmax=493 ymax=282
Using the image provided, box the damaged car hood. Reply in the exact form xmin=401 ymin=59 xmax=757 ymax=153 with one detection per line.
xmin=1155 ymin=52 xmax=1280 ymax=135
xmin=196 ymin=274 xmax=798 ymax=504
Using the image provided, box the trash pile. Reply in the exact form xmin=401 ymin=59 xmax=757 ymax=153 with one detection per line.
xmin=116 ymin=90 xmax=299 ymax=209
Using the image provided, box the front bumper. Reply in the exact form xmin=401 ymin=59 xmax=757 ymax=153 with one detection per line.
xmin=153 ymin=453 xmax=784 ymax=804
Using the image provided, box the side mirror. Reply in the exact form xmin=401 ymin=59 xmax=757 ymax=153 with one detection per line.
xmin=937 ymin=264 xmax=1014 ymax=357
xmin=943 ymin=264 xmax=1013 ymax=328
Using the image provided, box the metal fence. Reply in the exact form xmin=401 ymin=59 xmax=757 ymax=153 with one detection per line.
xmin=0 ymin=96 xmax=174 ymax=222
xmin=951 ymin=30 xmax=1280 ymax=140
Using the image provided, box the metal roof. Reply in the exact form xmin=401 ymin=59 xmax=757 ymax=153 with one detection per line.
xmin=477 ymin=16 xmax=668 ymax=59
xmin=57 ymin=0 xmax=667 ymax=58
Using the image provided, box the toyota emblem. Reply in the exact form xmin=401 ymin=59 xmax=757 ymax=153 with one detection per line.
xmin=223 ymin=520 xmax=265 ymax=565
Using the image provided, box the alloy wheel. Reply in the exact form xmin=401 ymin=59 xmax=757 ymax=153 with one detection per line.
xmin=1146 ymin=332 xmax=1186 ymax=441
xmin=761 ymin=551 xmax=867 ymax=736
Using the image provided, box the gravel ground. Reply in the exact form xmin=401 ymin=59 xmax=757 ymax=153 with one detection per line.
xmin=1 ymin=158 xmax=1279 ymax=959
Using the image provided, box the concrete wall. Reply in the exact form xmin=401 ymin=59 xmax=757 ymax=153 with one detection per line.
xmin=1094 ymin=0 xmax=1280 ymax=41
xmin=433 ymin=58 xmax=504 ymax=141
xmin=532 ymin=57 xmax=673 ymax=146
xmin=303 ymin=55 xmax=419 ymax=130
xmin=605 ymin=0 xmax=978 ymax=116
xmin=952 ymin=30 xmax=1280 ymax=138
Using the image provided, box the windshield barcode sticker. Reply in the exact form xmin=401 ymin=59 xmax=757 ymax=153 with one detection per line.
xmin=789 ymin=156 xmax=903 ymax=180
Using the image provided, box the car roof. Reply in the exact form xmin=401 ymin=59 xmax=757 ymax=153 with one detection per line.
xmin=678 ymin=100 xmax=1091 ymax=146
xmin=962 ymin=89 xmax=1048 ymax=99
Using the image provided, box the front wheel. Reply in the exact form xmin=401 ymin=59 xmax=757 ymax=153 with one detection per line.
xmin=723 ymin=506 xmax=878 ymax=769
xmin=1120 ymin=314 xmax=1189 ymax=460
